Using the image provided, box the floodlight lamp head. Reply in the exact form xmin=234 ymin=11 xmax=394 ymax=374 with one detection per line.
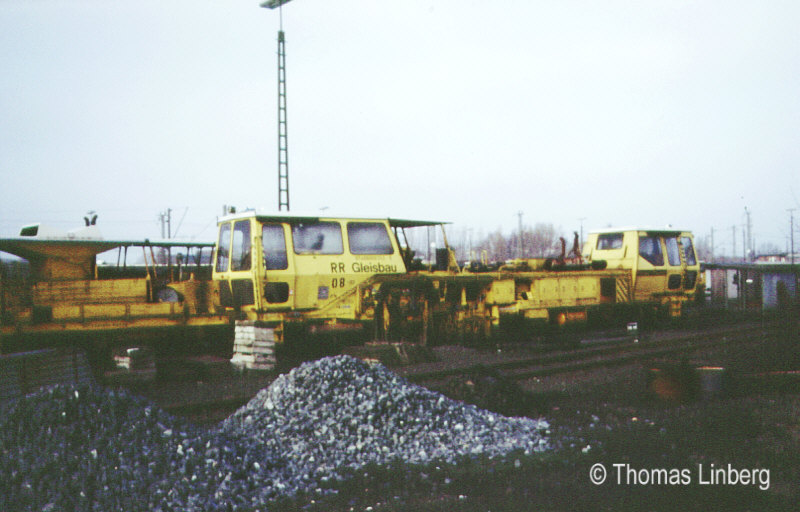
xmin=260 ymin=0 xmax=293 ymax=9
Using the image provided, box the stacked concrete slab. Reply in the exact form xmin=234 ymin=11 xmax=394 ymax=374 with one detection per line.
xmin=230 ymin=320 xmax=276 ymax=370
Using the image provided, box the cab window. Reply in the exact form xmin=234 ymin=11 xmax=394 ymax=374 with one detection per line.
xmin=215 ymin=222 xmax=231 ymax=272
xmin=231 ymin=220 xmax=251 ymax=271
xmin=681 ymin=236 xmax=697 ymax=265
xmin=292 ymin=222 xmax=343 ymax=254
xmin=665 ymin=237 xmax=681 ymax=266
xmin=639 ymin=236 xmax=664 ymax=266
xmin=262 ymin=224 xmax=288 ymax=270
xmin=347 ymin=222 xmax=394 ymax=255
xmin=597 ymin=233 xmax=624 ymax=250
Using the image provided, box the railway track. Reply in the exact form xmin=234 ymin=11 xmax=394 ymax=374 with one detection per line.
xmin=157 ymin=320 xmax=779 ymax=423
xmin=397 ymin=321 xmax=773 ymax=384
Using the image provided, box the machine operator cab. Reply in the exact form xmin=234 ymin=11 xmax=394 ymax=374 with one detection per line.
xmin=583 ymin=228 xmax=700 ymax=316
xmin=211 ymin=212 xmax=453 ymax=319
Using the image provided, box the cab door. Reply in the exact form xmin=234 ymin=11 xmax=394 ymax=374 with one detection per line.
xmin=663 ymin=236 xmax=685 ymax=293
xmin=679 ymin=234 xmax=700 ymax=293
xmin=634 ymin=233 xmax=667 ymax=302
xmin=213 ymin=219 xmax=257 ymax=312
xmin=258 ymin=222 xmax=295 ymax=310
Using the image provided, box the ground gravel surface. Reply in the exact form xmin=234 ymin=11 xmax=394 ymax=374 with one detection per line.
xmin=1 ymin=355 xmax=549 ymax=511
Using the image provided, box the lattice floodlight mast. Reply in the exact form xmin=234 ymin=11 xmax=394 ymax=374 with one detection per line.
xmin=261 ymin=0 xmax=294 ymax=211
xmin=276 ymin=29 xmax=289 ymax=212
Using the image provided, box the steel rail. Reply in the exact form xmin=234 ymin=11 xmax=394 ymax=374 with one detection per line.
xmin=400 ymin=322 xmax=770 ymax=383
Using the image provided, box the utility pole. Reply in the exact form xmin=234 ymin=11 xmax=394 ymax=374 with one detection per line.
xmin=789 ymin=208 xmax=796 ymax=266
xmin=744 ymin=207 xmax=752 ymax=261
xmin=159 ymin=209 xmax=172 ymax=239
xmin=742 ymin=224 xmax=746 ymax=262
xmin=710 ymin=227 xmax=715 ymax=263
xmin=791 ymin=209 xmax=797 ymax=296
xmin=157 ymin=208 xmax=172 ymax=265
xmin=517 ymin=211 xmax=524 ymax=259
xmin=732 ymin=225 xmax=736 ymax=262
xmin=158 ymin=208 xmax=172 ymax=239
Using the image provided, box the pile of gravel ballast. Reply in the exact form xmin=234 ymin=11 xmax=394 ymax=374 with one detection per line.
xmin=0 ymin=384 xmax=269 ymax=511
xmin=1 ymin=355 xmax=550 ymax=510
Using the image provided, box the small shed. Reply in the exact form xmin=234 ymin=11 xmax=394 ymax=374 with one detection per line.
xmin=705 ymin=263 xmax=798 ymax=311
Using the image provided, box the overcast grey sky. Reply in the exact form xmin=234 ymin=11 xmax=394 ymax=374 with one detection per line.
xmin=1 ymin=0 xmax=799 ymax=256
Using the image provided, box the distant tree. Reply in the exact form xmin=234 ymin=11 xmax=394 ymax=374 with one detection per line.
xmin=757 ymin=242 xmax=782 ymax=257
xmin=481 ymin=228 xmax=512 ymax=262
xmin=694 ymin=235 xmax=713 ymax=262
xmin=414 ymin=222 xmax=569 ymax=265
xmin=524 ymin=223 xmax=561 ymax=258
xmin=473 ymin=223 xmax=565 ymax=263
